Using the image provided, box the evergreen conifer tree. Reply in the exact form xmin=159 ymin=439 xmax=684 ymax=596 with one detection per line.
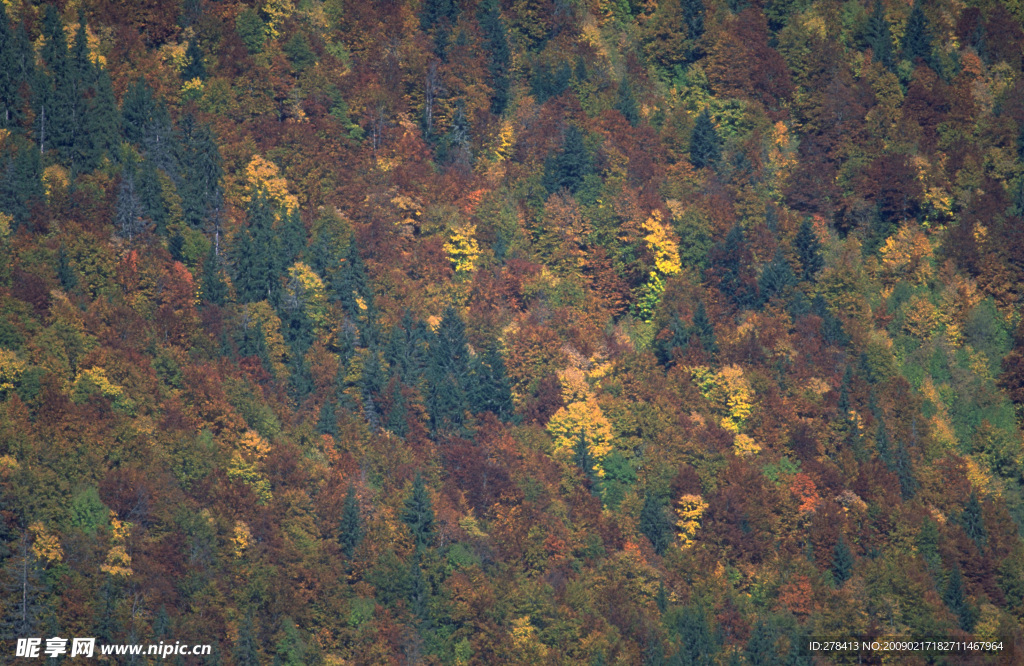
xmin=615 ymin=78 xmax=639 ymax=126
xmin=758 ymin=249 xmax=795 ymax=305
xmin=182 ymin=39 xmax=206 ymax=81
xmin=689 ymin=109 xmax=721 ymax=169
xmin=317 ymin=399 xmax=338 ymax=437
xmin=655 ymin=314 xmax=689 ymax=367
xmin=37 ymin=6 xmax=77 ymax=162
xmin=278 ymin=209 xmax=306 ymax=271
xmin=179 ymin=117 xmax=223 ymax=229
xmin=82 ymin=68 xmax=120 ymax=169
xmin=339 ymin=484 xmax=363 ymax=557
xmin=233 ymin=611 xmax=260 ymax=666
xmin=543 ymin=125 xmax=592 ymax=194
xmin=116 ymin=171 xmax=147 ymax=241
xmin=794 ymin=219 xmax=823 ymax=281
xmin=943 ymin=566 xmax=974 ymax=631
xmin=640 ymin=491 xmax=673 ymax=555
xmin=0 ymin=4 xmax=20 ymax=129
xmin=656 ymin=582 xmax=668 ymax=614
xmin=57 ymin=244 xmax=77 ymax=290
xmin=402 ymin=472 xmax=436 ymax=551
xmin=961 ymin=492 xmax=987 ymax=550
xmin=201 ymin=242 xmax=228 ymax=306
xmin=385 ymin=379 xmax=409 ymax=437
xmin=901 ymin=0 xmax=932 ymax=65
xmin=691 ymin=302 xmax=717 ymax=354
xmin=121 ymin=79 xmax=156 ymax=146
xmin=477 ymin=0 xmax=511 ymax=114
xmin=893 ymin=440 xmax=918 ymax=499
xmin=832 ymin=534 xmax=854 ymax=585
xmin=916 ymin=518 xmax=941 ymax=572
xmin=137 ymin=159 xmax=168 ymax=235
xmin=670 ymin=605 xmax=718 ymax=665
xmin=875 ymin=421 xmax=891 ymax=466
xmin=232 ymin=189 xmax=279 ymax=302
xmin=574 ymin=431 xmax=602 ymax=496
xmin=153 ymin=604 xmax=172 ymax=640
xmin=865 ymin=0 xmax=894 ymax=70
xmin=745 ymin=620 xmax=780 ymax=666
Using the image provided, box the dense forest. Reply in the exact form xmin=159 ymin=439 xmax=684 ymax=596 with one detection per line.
xmin=2 ymin=0 xmax=1024 ymax=663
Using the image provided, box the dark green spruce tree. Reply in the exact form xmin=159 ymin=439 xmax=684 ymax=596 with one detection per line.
xmin=201 ymin=242 xmax=228 ymax=306
xmin=317 ymin=398 xmax=338 ymax=437
xmin=402 ymin=472 xmax=436 ymax=551
xmin=865 ymin=0 xmax=894 ymax=70
xmin=640 ymin=491 xmax=674 ymax=556
xmin=943 ymin=565 xmax=975 ymax=631
xmin=232 ymin=189 xmax=279 ymax=303
xmin=689 ymin=108 xmax=721 ymax=169
xmin=615 ymin=78 xmax=640 ymax=126
xmin=477 ymin=0 xmax=511 ymax=114
xmin=832 ymin=534 xmax=854 ymax=585
xmin=543 ymin=125 xmax=592 ymax=194
xmin=758 ymin=248 xmax=796 ymax=305
xmin=901 ymin=0 xmax=932 ymax=65
xmin=690 ymin=301 xmax=717 ymax=354
xmin=339 ymin=484 xmax=363 ymax=557
xmin=574 ymin=431 xmax=602 ymax=496
xmin=794 ymin=219 xmax=823 ymax=281
xmin=233 ymin=610 xmax=260 ymax=666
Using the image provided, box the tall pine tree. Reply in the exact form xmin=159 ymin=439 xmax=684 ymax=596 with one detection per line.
xmin=689 ymin=108 xmax=721 ymax=170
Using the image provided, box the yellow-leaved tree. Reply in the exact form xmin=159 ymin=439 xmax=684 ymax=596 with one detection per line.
xmin=29 ymin=522 xmax=63 ymax=565
xmin=546 ymin=363 xmax=615 ymax=478
xmin=244 ymin=155 xmax=298 ymax=214
xmin=675 ymin=494 xmax=708 ymax=548
xmin=690 ymin=365 xmax=760 ymax=456
xmin=284 ymin=262 xmax=329 ymax=334
xmin=444 ymin=223 xmax=480 ymax=277
xmin=100 ymin=513 xmax=133 ymax=578
xmin=636 ymin=210 xmax=682 ymax=321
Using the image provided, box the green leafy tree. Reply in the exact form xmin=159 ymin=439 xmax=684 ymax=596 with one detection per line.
xmin=283 ymin=33 xmax=316 ymax=72
xmin=273 ymin=617 xmax=306 ymax=665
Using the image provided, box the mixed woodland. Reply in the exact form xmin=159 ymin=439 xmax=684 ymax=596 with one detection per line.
xmin=3 ymin=0 xmax=1024 ymax=663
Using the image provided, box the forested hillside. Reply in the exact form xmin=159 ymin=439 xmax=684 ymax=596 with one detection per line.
xmin=2 ymin=0 xmax=1024 ymax=663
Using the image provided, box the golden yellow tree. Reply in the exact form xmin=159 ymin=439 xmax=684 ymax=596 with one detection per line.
xmin=244 ymin=155 xmax=298 ymax=214
xmin=675 ymin=494 xmax=708 ymax=548
xmin=444 ymin=223 xmax=480 ymax=277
